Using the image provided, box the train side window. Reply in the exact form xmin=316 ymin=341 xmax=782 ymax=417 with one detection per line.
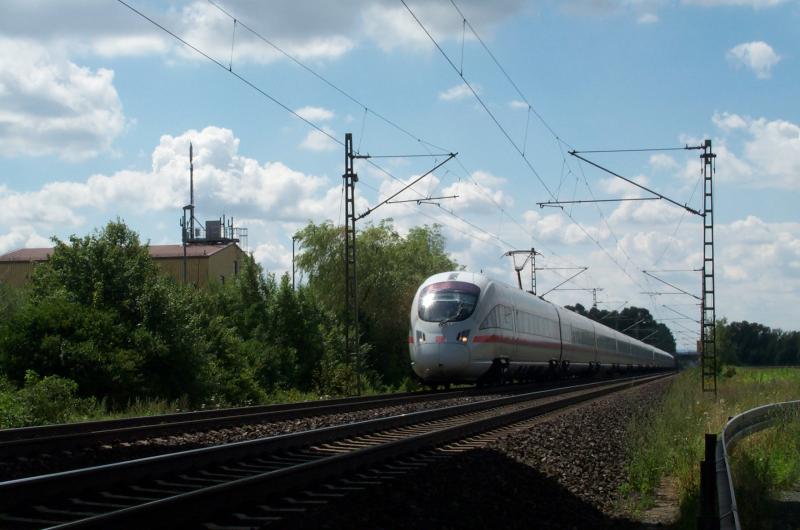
xmin=480 ymin=305 xmax=500 ymax=330
xmin=481 ymin=305 xmax=514 ymax=331
xmin=501 ymin=305 xmax=514 ymax=331
xmin=561 ymin=323 xmax=572 ymax=343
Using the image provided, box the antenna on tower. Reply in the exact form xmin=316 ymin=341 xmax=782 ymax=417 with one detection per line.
xmin=190 ymin=142 xmax=194 ymax=229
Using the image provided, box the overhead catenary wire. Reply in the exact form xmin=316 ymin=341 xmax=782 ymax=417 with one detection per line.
xmin=206 ymin=0 xmax=452 ymax=156
xmin=119 ymin=0 xmax=458 ymax=211
xmin=208 ymin=0 xmax=603 ymax=286
xmin=431 ymin=0 xmax=706 ymax=343
xmin=405 ymin=0 xmax=647 ymax=295
xmin=205 ymin=0 xmax=557 ymax=262
xmin=447 ymin=0 xmax=702 ymax=323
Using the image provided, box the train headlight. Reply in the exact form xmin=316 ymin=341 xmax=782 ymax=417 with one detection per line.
xmin=457 ymin=330 xmax=470 ymax=343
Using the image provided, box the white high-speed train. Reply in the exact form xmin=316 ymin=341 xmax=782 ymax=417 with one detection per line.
xmin=409 ymin=271 xmax=674 ymax=385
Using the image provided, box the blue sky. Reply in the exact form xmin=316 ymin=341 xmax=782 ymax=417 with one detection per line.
xmin=1 ymin=0 xmax=798 ymax=350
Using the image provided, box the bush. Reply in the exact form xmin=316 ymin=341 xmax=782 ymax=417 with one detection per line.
xmin=0 ymin=371 xmax=100 ymax=428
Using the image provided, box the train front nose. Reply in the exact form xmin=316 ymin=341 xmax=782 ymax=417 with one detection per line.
xmin=411 ymin=329 xmax=471 ymax=382
xmin=412 ymin=341 xmax=443 ymax=380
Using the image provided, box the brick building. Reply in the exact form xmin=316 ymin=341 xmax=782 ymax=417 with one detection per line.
xmin=0 ymin=243 xmax=245 ymax=288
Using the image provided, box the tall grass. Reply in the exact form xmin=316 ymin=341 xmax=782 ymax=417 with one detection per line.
xmin=730 ymin=409 xmax=800 ymax=528
xmin=620 ymin=366 xmax=800 ymax=527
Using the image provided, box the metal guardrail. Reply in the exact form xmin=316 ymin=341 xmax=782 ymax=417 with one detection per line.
xmin=699 ymin=400 xmax=800 ymax=530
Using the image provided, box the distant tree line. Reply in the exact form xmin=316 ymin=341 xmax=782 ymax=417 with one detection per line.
xmin=563 ymin=303 xmax=677 ymax=353
xmin=716 ymin=318 xmax=800 ymax=366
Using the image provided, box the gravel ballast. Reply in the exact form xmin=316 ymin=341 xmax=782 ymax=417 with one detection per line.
xmin=288 ymin=378 xmax=672 ymax=529
xmin=0 ymin=393 xmax=506 ymax=481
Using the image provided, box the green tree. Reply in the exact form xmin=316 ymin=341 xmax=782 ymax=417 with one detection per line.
xmin=565 ymin=303 xmax=677 ymax=353
xmin=295 ymin=220 xmax=458 ymax=386
xmin=0 ymin=221 xmax=211 ymax=405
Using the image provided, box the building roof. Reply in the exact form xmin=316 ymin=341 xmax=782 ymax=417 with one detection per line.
xmin=0 ymin=243 xmax=238 ymax=262
xmin=0 ymin=248 xmax=53 ymax=262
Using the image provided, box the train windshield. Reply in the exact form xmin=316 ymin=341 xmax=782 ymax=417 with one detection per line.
xmin=418 ymin=281 xmax=480 ymax=323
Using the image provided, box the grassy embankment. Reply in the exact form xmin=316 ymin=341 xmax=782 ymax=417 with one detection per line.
xmin=620 ymin=366 xmax=800 ymax=528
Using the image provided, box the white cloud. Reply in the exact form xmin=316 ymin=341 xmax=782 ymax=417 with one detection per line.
xmin=91 ymin=35 xmax=169 ymax=58
xmin=708 ymin=113 xmax=800 ymax=189
xmin=0 ymin=226 xmax=50 ymax=255
xmin=637 ymin=13 xmax=660 ymax=23
xmin=0 ymin=1 xmax=525 ymax=65
xmin=682 ymin=0 xmax=788 ymax=7
xmin=300 ymin=128 xmax=338 ymax=152
xmin=0 ymin=126 xmax=343 ymax=231
xmin=509 ymin=100 xmax=528 ymax=109
xmin=0 ymin=38 xmax=125 ymax=160
xmin=295 ymin=106 xmax=335 ymax=122
xmin=743 ymin=118 xmax=800 ymax=188
xmin=727 ymin=41 xmax=781 ymax=79
xmin=608 ymin=197 xmax=685 ymax=225
xmin=438 ymin=84 xmax=475 ymax=102
xmin=441 ymin=171 xmax=512 ymax=214
xmin=712 ymin=111 xmax=748 ymax=131
xmin=649 ymin=153 xmax=679 ymax=171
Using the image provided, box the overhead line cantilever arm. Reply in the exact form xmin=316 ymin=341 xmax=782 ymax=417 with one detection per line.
xmin=568 ymin=151 xmax=703 ymax=217
xmin=540 ymin=267 xmax=588 ymax=298
xmin=356 ymin=153 xmax=456 ymax=220
xmin=642 ymin=270 xmax=702 ymax=301
xmin=386 ymin=195 xmax=459 ymax=205
xmin=537 ymin=197 xmax=660 ymax=208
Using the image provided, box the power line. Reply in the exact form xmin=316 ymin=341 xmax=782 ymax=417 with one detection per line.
xmin=571 ymin=146 xmax=701 ymax=154
xmin=205 ymin=0 xmax=555 ymax=264
xmin=117 ymin=0 xmax=342 ymax=147
xmin=400 ymin=0 xmax=556 ymax=200
xmin=408 ymin=0 xmax=651 ymax=297
xmin=205 ymin=0 xmax=451 ymax=156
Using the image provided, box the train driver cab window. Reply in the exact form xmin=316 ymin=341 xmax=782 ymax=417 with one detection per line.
xmin=418 ymin=281 xmax=480 ymax=323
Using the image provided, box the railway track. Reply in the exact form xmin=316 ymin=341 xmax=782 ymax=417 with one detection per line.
xmin=0 ymin=386 xmax=489 ymax=458
xmin=0 ymin=372 xmax=670 ymax=529
xmin=0 ymin=375 xmax=631 ymax=459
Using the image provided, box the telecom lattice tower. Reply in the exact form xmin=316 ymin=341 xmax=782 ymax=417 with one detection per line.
xmin=343 ymin=133 xmax=361 ymax=395
xmin=701 ymin=140 xmax=717 ymax=393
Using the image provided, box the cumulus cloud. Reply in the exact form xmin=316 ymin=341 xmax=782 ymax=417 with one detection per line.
xmin=709 ymin=113 xmax=800 ymax=189
xmin=438 ymin=84 xmax=476 ymax=102
xmin=561 ymin=0 xmax=668 ymax=19
xmin=0 ymin=1 xmax=525 ymax=64
xmin=727 ymin=41 xmax=781 ymax=79
xmin=649 ymin=154 xmax=680 ymax=171
xmin=0 ymin=38 xmax=125 ymax=160
xmin=682 ymin=0 xmax=788 ymax=7
xmin=712 ymin=112 xmax=748 ymax=131
xmin=295 ymin=106 xmax=335 ymax=122
xmin=0 ymin=126 xmax=344 ymax=230
xmin=0 ymin=226 xmax=50 ymax=255
xmin=299 ymin=128 xmax=338 ymax=152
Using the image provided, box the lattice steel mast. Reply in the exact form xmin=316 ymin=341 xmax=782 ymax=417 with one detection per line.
xmin=343 ymin=133 xmax=361 ymax=396
xmin=701 ymin=140 xmax=717 ymax=393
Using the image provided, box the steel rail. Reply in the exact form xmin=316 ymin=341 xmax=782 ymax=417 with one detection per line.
xmin=0 ymin=373 xmax=671 ymax=529
xmin=0 ymin=375 xmax=637 ymax=457
xmin=0 ymin=386 xmax=494 ymax=456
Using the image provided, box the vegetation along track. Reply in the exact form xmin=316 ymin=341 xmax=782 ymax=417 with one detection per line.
xmin=0 ymin=375 xmax=633 ymax=460
xmin=0 ymin=373 xmax=670 ymax=529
